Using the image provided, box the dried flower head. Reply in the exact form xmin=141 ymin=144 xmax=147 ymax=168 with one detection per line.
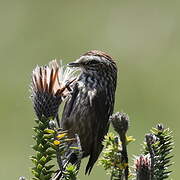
xmin=110 ymin=112 xmax=129 ymax=135
xmin=31 ymin=60 xmax=78 ymax=120
xmin=156 ymin=124 xmax=164 ymax=131
xmin=145 ymin=133 xmax=157 ymax=146
xmin=135 ymin=155 xmax=151 ymax=180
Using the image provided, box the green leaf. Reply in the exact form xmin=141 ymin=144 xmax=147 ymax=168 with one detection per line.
xmin=70 ymin=146 xmax=80 ymax=150
xmin=32 ymin=144 xmax=38 ymax=151
xmin=45 ymin=149 xmax=56 ymax=155
xmin=44 ymin=173 xmax=52 ymax=180
xmin=38 ymin=143 xmax=45 ymax=152
xmin=39 ymin=156 xmax=47 ymax=165
xmin=43 ymin=134 xmax=54 ymax=139
xmin=44 ymin=129 xmax=55 ymax=134
xmin=31 ymin=169 xmax=39 ymax=178
xmin=30 ymin=157 xmax=38 ymax=165
xmin=45 ymin=164 xmax=55 ymax=171
xmin=37 ymin=152 xmax=43 ymax=160
xmin=32 ymin=177 xmax=40 ymax=180
xmin=37 ymin=163 xmax=43 ymax=172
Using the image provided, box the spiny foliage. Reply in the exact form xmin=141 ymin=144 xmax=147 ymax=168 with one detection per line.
xmin=99 ymin=132 xmax=135 ymax=180
xmin=63 ymin=164 xmax=78 ymax=180
xmin=142 ymin=124 xmax=174 ymax=180
xmin=31 ymin=117 xmax=81 ymax=180
xmin=31 ymin=117 xmax=56 ymax=180
xmin=45 ymin=125 xmax=82 ymax=180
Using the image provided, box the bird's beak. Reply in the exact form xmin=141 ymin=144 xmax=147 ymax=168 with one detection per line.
xmin=67 ymin=62 xmax=81 ymax=67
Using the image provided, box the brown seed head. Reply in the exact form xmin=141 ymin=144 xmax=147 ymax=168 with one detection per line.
xmin=31 ymin=60 xmax=77 ymax=119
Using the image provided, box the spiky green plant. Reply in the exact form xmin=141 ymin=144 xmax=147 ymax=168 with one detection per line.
xmin=139 ymin=124 xmax=174 ymax=180
xmin=99 ymin=112 xmax=135 ymax=180
xmin=63 ymin=164 xmax=78 ymax=180
xmin=99 ymin=133 xmax=135 ymax=180
xmin=31 ymin=117 xmax=56 ymax=180
xmin=29 ymin=60 xmax=79 ymax=180
xmin=151 ymin=125 xmax=173 ymax=179
xmin=44 ymin=125 xmax=82 ymax=180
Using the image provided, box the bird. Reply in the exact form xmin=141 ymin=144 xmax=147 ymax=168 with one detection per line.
xmin=60 ymin=50 xmax=117 ymax=174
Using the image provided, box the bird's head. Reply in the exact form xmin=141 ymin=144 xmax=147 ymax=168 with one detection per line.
xmin=67 ymin=50 xmax=117 ymax=75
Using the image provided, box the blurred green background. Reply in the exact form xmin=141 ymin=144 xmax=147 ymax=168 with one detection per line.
xmin=0 ymin=0 xmax=179 ymax=179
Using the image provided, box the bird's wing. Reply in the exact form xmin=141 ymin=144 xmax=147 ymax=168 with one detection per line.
xmin=61 ymin=82 xmax=113 ymax=175
xmin=61 ymin=82 xmax=79 ymax=119
xmin=85 ymin=89 xmax=111 ymax=174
